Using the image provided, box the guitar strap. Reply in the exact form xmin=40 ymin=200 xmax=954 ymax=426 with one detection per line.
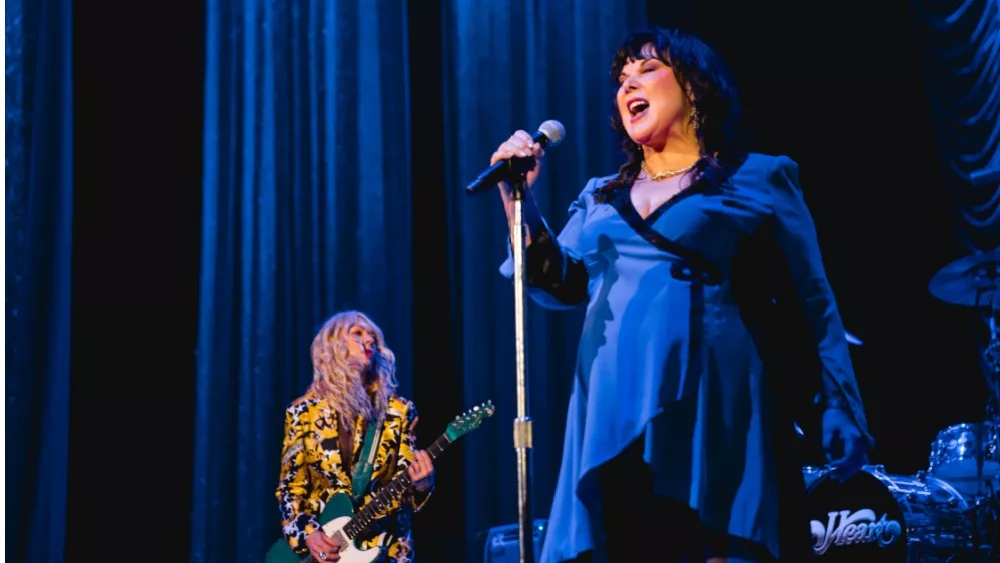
xmin=349 ymin=414 xmax=383 ymax=501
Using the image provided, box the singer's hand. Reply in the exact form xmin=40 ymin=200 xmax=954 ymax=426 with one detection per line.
xmin=491 ymin=130 xmax=545 ymax=192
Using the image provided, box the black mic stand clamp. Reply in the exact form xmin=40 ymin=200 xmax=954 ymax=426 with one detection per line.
xmin=982 ymin=280 xmax=1000 ymax=445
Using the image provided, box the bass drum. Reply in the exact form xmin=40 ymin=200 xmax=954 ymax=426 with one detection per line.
xmin=802 ymin=465 xmax=974 ymax=562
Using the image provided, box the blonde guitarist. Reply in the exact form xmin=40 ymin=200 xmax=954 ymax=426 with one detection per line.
xmin=273 ymin=310 xmax=434 ymax=563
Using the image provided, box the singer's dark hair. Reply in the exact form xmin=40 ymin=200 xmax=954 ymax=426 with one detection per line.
xmin=596 ymin=27 xmax=745 ymax=202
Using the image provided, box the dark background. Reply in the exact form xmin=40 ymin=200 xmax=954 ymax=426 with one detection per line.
xmin=68 ymin=0 xmax=984 ymax=560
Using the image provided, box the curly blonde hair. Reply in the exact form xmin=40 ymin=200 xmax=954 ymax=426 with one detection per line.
xmin=309 ymin=310 xmax=398 ymax=422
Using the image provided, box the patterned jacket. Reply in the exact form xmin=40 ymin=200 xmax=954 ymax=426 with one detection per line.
xmin=275 ymin=391 xmax=432 ymax=562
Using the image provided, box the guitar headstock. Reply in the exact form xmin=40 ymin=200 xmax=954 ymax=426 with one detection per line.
xmin=445 ymin=400 xmax=495 ymax=441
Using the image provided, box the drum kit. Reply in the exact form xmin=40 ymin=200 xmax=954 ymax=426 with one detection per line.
xmin=804 ymin=249 xmax=1000 ymax=562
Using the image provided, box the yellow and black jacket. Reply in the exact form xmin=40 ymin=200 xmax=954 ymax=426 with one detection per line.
xmin=276 ymin=391 xmax=432 ymax=562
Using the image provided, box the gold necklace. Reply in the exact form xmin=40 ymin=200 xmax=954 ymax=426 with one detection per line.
xmin=640 ymin=161 xmax=695 ymax=181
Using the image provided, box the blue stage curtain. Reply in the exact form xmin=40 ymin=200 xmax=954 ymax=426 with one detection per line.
xmin=190 ymin=0 xmax=413 ymax=560
xmin=914 ymin=0 xmax=1000 ymax=394
xmin=440 ymin=2 xmax=646 ymax=559
xmin=5 ymin=0 xmax=74 ymax=560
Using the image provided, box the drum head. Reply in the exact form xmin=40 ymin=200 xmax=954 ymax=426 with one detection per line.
xmin=805 ymin=468 xmax=907 ymax=561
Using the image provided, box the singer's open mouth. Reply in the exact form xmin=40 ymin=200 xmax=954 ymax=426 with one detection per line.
xmin=627 ymin=99 xmax=648 ymax=114
xmin=627 ymin=98 xmax=649 ymax=122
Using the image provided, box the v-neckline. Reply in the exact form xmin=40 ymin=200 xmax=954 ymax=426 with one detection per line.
xmin=617 ymin=181 xmax=699 ymax=226
xmin=603 ymin=182 xmax=723 ymax=284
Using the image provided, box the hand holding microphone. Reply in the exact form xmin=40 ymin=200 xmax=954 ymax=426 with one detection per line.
xmin=491 ymin=130 xmax=546 ymax=192
xmin=465 ymin=120 xmax=565 ymax=195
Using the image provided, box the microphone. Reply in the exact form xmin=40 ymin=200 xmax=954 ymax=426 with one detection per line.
xmin=464 ymin=120 xmax=566 ymax=195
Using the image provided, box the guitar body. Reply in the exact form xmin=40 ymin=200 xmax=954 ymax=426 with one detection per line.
xmin=265 ymin=493 xmax=386 ymax=563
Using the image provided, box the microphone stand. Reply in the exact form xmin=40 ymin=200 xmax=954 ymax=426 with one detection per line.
xmin=508 ymin=169 xmax=535 ymax=563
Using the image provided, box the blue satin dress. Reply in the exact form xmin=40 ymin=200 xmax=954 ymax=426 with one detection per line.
xmin=499 ymin=153 xmax=873 ymax=563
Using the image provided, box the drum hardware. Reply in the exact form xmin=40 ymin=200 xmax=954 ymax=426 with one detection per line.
xmin=927 ymin=249 xmax=1000 ymax=308
xmin=927 ymin=248 xmax=1000 ymax=363
xmin=986 ymin=490 xmax=1000 ymax=563
xmin=927 ymin=422 xmax=999 ymax=497
xmin=929 ymin=250 xmax=1000 ymax=505
xmin=801 ymin=464 xmax=992 ymax=561
xmin=793 ymin=251 xmax=1000 ymax=560
xmin=928 ymin=248 xmax=1000 ymax=377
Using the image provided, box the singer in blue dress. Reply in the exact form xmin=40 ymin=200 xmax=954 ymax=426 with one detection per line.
xmin=491 ymin=28 xmax=873 ymax=563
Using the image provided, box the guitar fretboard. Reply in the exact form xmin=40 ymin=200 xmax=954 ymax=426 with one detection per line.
xmin=342 ymin=432 xmax=451 ymax=540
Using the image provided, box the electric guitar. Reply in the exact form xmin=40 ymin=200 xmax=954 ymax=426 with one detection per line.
xmin=265 ymin=400 xmax=495 ymax=563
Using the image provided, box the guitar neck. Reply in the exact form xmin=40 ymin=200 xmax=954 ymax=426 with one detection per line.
xmin=342 ymin=432 xmax=451 ymax=540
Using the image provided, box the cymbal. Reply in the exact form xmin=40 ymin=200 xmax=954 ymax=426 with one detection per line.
xmin=929 ymin=249 xmax=1000 ymax=306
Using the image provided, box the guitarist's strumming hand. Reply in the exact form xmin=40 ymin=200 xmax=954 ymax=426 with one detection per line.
xmin=305 ymin=528 xmax=342 ymax=561
xmin=408 ymin=450 xmax=435 ymax=493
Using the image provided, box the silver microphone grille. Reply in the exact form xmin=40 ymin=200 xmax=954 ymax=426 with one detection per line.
xmin=538 ymin=120 xmax=566 ymax=147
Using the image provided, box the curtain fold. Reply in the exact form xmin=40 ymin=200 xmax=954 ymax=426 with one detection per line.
xmin=5 ymin=0 xmax=75 ymax=560
xmin=440 ymin=2 xmax=646 ymax=559
xmin=914 ymin=0 xmax=1000 ymax=394
xmin=191 ymin=1 xmax=412 ymax=560
xmin=5 ymin=0 xmax=74 ymax=560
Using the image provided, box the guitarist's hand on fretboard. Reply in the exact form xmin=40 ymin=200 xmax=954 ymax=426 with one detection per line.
xmin=407 ymin=450 xmax=435 ymax=493
xmin=306 ymin=529 xmax=342 ymax=561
